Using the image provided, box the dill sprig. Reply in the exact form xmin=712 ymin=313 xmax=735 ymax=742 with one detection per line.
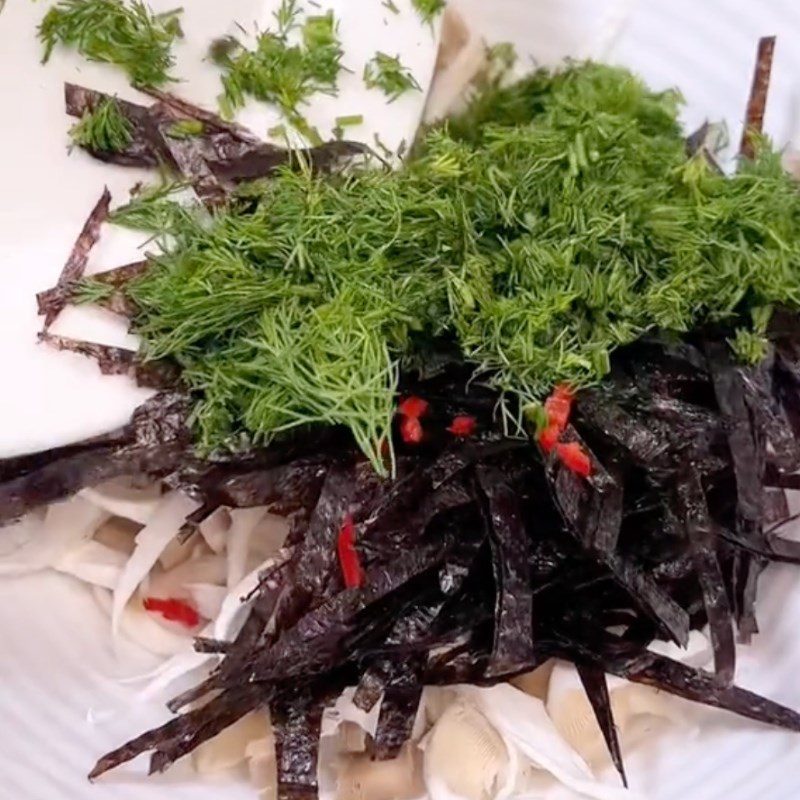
xmin=110 ymin=182 xmax=195 ymax=235
xmin=102 ymin=63 xmax=800 ymax=471
xmin=73 ymin=278 xmax=115 ymax=305
xmin=69 ymin=96 xmax=133 ymax=152
xmin=213 ymin=0 xmax=344 ymax=135
xmin=166 ymin=119 xmax=205 ymax=139
xmin=363 ymin=52 xmax=421 ymax=101
xmin=411 ymin=0 xmax=445 ymax=24
xmin=38 ymin=0 xmax=183 ymax=88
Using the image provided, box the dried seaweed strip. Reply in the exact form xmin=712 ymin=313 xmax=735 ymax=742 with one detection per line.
xmin=137 ymin=86 xmax=261 ymax=143
xmin=675 ymin=468 xmax=735 ymax=684
xmin=353 ymin=660 xmax=392 ymax=712
xmin=156 ymin=121 xmax=227 ymax=207
xmin=740 ymin=36 xmax=776 ymax=159
xmin=607 ymin=649 xmax=800 ymax=732
xmin=742 ymin=353 xmax=800 ymax=472
xmin=370 ymin=661 xmax=423 ymax=760
xmin=578 ymin=391 xmax=668 ymax=466
xmin=477 ymin=465 xmax=534 ymax=676
xmin=64 ymin=84 xmax=163 ymax=167
xmin=39 ymin=332 xmax=180 ymax=389
xmin=575 ymin=662 xmax=627 ymax=787
xmin=603 ymin=552 xmax=690 ymax=646
xmin=149 ymin=688 xmax=267 ymax=774
xmin=39 ymin=187 xmax=111 ymax=328
xmin=208 ymin=141 xmax=370 ymax=183
xmin=272 ymin=692 xmax=326 ymax=800
xmin=90 ymin=685 xmax=263 ymax=779
xmin=704 ymin=341 xmax=764 ymax=524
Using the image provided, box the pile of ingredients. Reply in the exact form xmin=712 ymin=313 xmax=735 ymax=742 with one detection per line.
xmin=5 ymin=1 xmax=800 ymax=797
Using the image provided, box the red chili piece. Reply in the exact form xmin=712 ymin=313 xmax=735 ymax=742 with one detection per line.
xmin=538 ymin=383 xmax=575 ymax=450
xmin=538 ymin=423 xmax=561 ymax=453
xmin=447 ymin=414 xmax=477 ymax=437
xmin=337 ymin=513 xmax=363 ymax=589
xmin=397 ymin=395 xmax=429 ymax=419
xmin=400 ymin=415 xmax=424 ymax=444
xmin=143 ymin=597 xmax=200 ymax=628
xmin=555 ymin=442 xmax=592 ymax=477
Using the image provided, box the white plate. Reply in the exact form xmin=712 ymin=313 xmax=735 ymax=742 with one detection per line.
xmin=4 ymin=1 xmax=800 ymax=799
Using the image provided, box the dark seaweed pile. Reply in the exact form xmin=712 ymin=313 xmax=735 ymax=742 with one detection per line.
xmin=6 ymin=323 xmax=800 ymax=795
xmin=5 ymin=35 xmax=800 ymax=798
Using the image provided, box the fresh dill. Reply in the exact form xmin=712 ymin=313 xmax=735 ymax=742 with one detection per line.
xmin=166 ymin=119 xmax=205 ymax=139
xmin=95 ymin=63 xmax=800 ymax=472
xmin=411 ymin=0 xmax=445 ymax=24
xmin=213 ymin=0 xmax=344 ymax=138
xmin=73 ymin=278 xmax=115 ymax=305
xmin=38 ymin=0 xmax=183 ymax=88
xmin=110 ymin=181 xmax=194 ymax=235
xmin=69 ymin=97 xmax=133 ymax=152
xmin=363 ymin=52 xmax=421 ymax=101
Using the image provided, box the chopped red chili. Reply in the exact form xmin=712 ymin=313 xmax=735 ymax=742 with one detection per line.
xmin=538 ymin=423 xmax=561 ymax=453
xmin=447 ymin=414 xmax=477 ymax=437
xmin=400 ymin=415 xmax=424 ymax=444
xmin=555 ymin=441 xmax=592 ymax=477
xmin=397 ymin=395 xmax=429 ymax=419
xmin=544 ymin=384 xmax=574 ymax=431
xmin=337 ymin=513 xmax=363 ymax=589
xmin=143 ymin=597 xmax=200 ymax=628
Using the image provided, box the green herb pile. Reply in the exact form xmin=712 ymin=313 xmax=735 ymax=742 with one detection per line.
xmin=212 ymin=0 xmax=343 ymax=140
xmin=363 ymin=52 xmax=421 ymax=101
xmin=99 ymin=63 xmax=800 ymax=471
xmin=69 ymin=96 xmax=133 ymax=152
xmin=38 ymin=0 xmax=182 ymax=88
xmin=411 ymin=0 xmax=445 ymax=25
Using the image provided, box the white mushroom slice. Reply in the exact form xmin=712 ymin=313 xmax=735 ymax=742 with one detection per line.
xmin=250 ymin=512 xmax=291 ymax=559
xmin=55 ymin=539 xmax=128 ymax=589
xmin=0 ymin=495 xmax=107 ymax=576
xmin=227 ymin=507 xmax=269 ymax=588
xmin=511 ymin=660 xmax=555 ymax=701
xmin=194 ymin=710 xmax=272 ymax=774
xmin=199 ymin=506 xmax=232 ymax=554
xmin=459 ymin=684 xmax=633 ymax=800
xmin=93 ymin=516 xmax=140 ymax=555
xmin=111 ymin=491 xmax=201 ymax=636
xmin=93 ymin=586 xmax=192 ymax=656
xmin=145 ymin=555 xmax=227 ymax=600
xmin=80 ymin=478 xmax=162 ymax=524
xmin=185 ymin=582 xmax=229 ymax=620
xmin=337 ymin=743 xmax=425 ymax=800
xmin=158 ymin=531 xmax=201 ymax=571
xmin=424 ymin=702 xmax=513 ymax=800
xmin=338 ymin=721 xmax=367 ymax=754
xmin=546 ymin=632 xmax=712 ymax=772
xmin=247 ymin=732 xmax=278 ymax=800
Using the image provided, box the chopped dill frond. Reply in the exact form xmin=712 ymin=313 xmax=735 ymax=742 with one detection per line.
xmin=73 ymin=278 xmax=115 ymax=305
xmin=335 ymin=114 xmax=363 ymax=128
xmin=363 ymin=52 xmax=421 ymax=101
xmin=69 ymin=97 xmax=133 ymax=152
xmin=112 ymin=63 xmax=800 ymax=470
xmin=38 ymin=0 xmax=183 ymax=88
xmin=166 ymin=119 xmax=205 ymax=139
xmin=730 ymin=329 xmax=769 ymax=364
xmin=110 ymin=182 xmax=195 ymax=235
xmin=411 ymin=0 xmax=445 ymax=24
xmin=213 ymin=2 xmax=344 ymax=138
